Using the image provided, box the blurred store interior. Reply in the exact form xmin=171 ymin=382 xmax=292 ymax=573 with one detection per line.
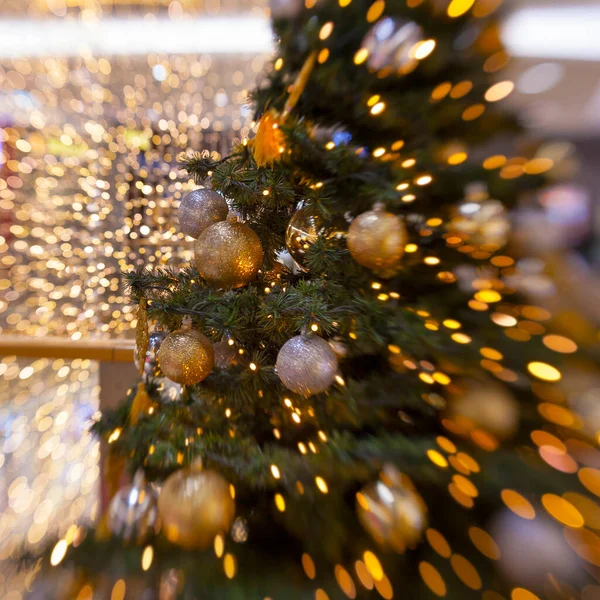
xmin=0 ymin=0 xmax=599 ymax=598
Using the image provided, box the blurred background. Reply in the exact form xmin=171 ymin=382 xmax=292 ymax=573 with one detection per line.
xmin=0 ymin=1 xmax=598 ymax=598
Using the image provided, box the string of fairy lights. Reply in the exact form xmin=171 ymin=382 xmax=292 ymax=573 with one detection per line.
xmin=0 ymin=49 xmax=266 ymax=339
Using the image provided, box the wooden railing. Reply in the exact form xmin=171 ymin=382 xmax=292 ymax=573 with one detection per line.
xmin=0 ymin=334 xmax=139 ymax=511
xmin=0 ymin=335 xmax=134 ymax=361
xmin=0 ymin=334 xmax=138 ymax=415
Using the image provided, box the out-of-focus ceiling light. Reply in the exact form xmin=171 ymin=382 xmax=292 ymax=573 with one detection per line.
xmin=502 ymin=6 xmax=600 ymax=61
xmin=0 ymin=16 xmax=274 ymax=59
xmin=517 ymin=63 xmax=565 ymax=95
xmin=152 ymin=64 xmax=168 ymax=82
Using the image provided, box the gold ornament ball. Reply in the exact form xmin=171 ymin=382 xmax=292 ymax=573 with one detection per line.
xmin=356 ymin=466 xmax=426 ymax=553
xmin=178 ymin=189 xmax=229 ymax=239
xmin=157 ymin=328 xmax=215 ymax=385
xmin=107 ymin=470 xmax=159 ymax=544
xmin=347 ymin=206 xmax=407 ymax=277
xmin=158 ymin=465 xmax=235 ymax=550
xmin=195 ymin=221 xmax=263 ymax=289
xmin=447 ymin=379 xmax=519 ymax=440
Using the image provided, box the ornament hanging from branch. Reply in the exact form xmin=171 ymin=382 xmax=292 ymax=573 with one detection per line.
xmin=347 ymin=204 xmax=407 ymax=277
xmin=356 ymin=465 xmax=427 ymax=553
xmin=253 ymin=110 xmax=286 ymax=168
xmin=276 ymin=333 xmax=338 ymax=396
xmin=130 ymin=297 xmax=152 ymax=424
xmin=157 ymin=320 xmax=215 ymax=386
xmin=285 ymin=205 xmax=326 ymax=272
xmin=107 ymin=470 xmax=159 ymax=545
xmin=158 ymin=459 xmax=236 ymax=550
xmin=213 ymin=337 xmax=239 ymax=369
xmin=135 ymin=297 xmax=149 ymax=378
xmin=362 ymin=17 xmax=427 ymax=76
xmin=194 ymin=220 xmax=264 ymax=289
xmin=178 ymin=188 xmax=229 ymax=239
xmin=252 ymin=51 xmax=317 ymax=167
xmin=445 ymin=378 xmax=519 ymax=441
xmin=449 ymin=183 xmax=510 ymax=248
xmin=134 ymin=328 xmax=167 ymax=379
xmin=270 ymin=0 xmax=303 ymax=19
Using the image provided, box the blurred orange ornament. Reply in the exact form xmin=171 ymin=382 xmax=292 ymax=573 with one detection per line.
xmin=252 ymin=51 xmax=317 ymax=167
xmin=253 ymin=110 xmax=286 ymax=167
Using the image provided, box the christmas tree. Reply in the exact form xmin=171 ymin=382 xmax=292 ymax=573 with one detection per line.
xmin=29 ymin=1 xmax=598 ymax=599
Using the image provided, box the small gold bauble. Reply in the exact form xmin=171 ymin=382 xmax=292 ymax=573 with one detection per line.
xmin=447 ymin=379 xmax=519 ymax=440
xmin=157 ymin=328 xmax=214 ymax=385
xmin=178 ymin=189 xmax=228 ymax=239
xmin=194 ymin=221 xmax=263 ymax=289
xmin=356 ymin=465 xmax=426 ymax=553
xmin=347 ymin=206 xmax=406 ymax=277
xmin=158 ymin=465 xmax=235 ymax=550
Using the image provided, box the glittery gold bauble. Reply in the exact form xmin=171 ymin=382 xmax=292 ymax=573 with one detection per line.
xmin=107 ymin=470 xmax=159 ymax=544
xmin=178 ymin=189 xmax=228 ymax=239
xmin=158 ymin=464 xmax=235 ymax=550
xmin=447 ymin=379 xmax=519 ymax=440
xmin=285 ymin=206 xmax=325 ymax=271
xmin=157 ymin=328 xmax=214 ymax=385
xmin=356 ymin=465 xmax=426 ymax=553
xmin=347 ymin=206 xmax=406 ymax=277
xmin=276 ymin=334 xmax=338 ymax=396
xmin=194 ymin=221 xmax=263 ymax=289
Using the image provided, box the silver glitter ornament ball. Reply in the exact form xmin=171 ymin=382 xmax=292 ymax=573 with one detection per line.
xmin=270 ymin=0 xmax=303 ymax=18
xmin=107 ymin=470 xmax=159 ymax=544
xmin=134 ymin=329 xmax=167 ymax=378
xmin=276 ymin=334 xmax=338 ymax=396
xmin=362 ymin=17 xmax=424 ymax=74
xmin=491 ymin=511 xmax=583 ymax=588
xmin=213 ymin=339 xmax=238 ymax=369
xmin=178 ymin=189 xmax=228 ymax=239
